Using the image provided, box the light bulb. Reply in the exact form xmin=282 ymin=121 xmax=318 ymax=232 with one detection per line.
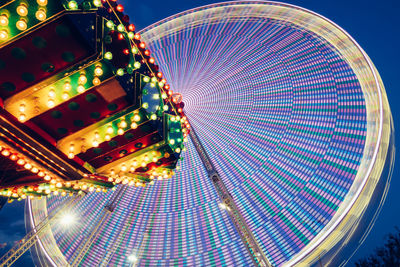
xmin=37 ymin=0 xmax=48 ymax=6
xmin=0 ymin=15 xmax=9 ymax=26
xmin=47 ymin=99 xmax=55 ymax=107
xmin=92 ymin=140 xmax=99 ymax=147
xmin=63 ymin=81 xmax=71 ymax=91
xmin=77 ymin=85 xmax=85 ymax=93
xmin=106 ymin=20 xmax=114 ymax=29
xmin=48 ymin=89 xmax=55 ymax=98
xmin=93 ymin=0 xmax=102 ymax=7
xmin=107 ymin=125 xmax=113 ymax=134
xmin=94 ymin=66 xmax=103 ymax=76
xmin=130 ymin=122 xmax=138 ymax=129
xmin=68 ymin=1 xmax=78 ymax=10
xmin=78 ymin=74 xmax=87 ymax=84
xmin=35 ymin=9 xmax=46 ymax=21
xmin=16 ymin=20 xmax=28 ymax=31
xmin=19 ymin=114 xmax=26 ymax=122
xmin=17 ymin=5 xmax=28 ymax=16
xmin=134 ymin=61 xmax=141 ymax=69
xmin=119 ymin=120 xmax=127 ymax=128
xmin=92 ymin=77 xmax=101 ymax=86
xmin=117 ymin=128 xmax=124 ymax=135
xmin=19 ymin=104 xmax=26 ymax=112
xmin=117 ymin=24 xmax=125 ymax=32
xmin=116 ymin=69 xmax=124 ymax=76
xmin=24 ymin=163 xmax=32 ymax=170
xmin=133 ymin=114 xmax=140 ymax=122
xmin=105 ymin=134 xmax=111 ymax=141
xmin=62 ymin=92 xmax=69 ymax=100
xmin=121 ymin=165 xmax=127 ymax=171
xmin=104 ymin=52 xmax=113 ymax=60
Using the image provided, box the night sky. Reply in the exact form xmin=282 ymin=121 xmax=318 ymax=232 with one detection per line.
xmin=1 ymin=0 xmax=399 ymax=266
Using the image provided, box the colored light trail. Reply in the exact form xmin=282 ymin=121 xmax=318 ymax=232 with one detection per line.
xmin=27 ymin=1 xmax=393 ymax=266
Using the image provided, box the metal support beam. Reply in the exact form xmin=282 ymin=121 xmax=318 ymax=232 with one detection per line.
xmin=71 ymin=185 xmax=129 ymax=267
xmin=189 ymin=128 xmax=272 ymax=267
xmin=0 ymin=192 xmax=85 ymax=267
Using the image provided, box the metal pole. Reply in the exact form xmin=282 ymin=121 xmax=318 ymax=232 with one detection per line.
xmin=189 ymin=127 xmax=272 ymax=267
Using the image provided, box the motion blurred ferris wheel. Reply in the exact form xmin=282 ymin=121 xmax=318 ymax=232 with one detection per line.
xmin=0 ymin=0 xmax=394 ymax=266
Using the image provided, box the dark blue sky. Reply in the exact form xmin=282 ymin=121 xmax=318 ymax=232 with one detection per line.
xmin=1 ymin=0 xmax=399 ymax=266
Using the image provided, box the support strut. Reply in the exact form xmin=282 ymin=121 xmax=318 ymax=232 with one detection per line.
xmin=0 ymin=192 xmax=85 ymax=267
xmin=189 ymin=128 xmax=272 ymax=267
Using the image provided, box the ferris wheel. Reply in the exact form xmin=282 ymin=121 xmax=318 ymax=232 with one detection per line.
xmin=0 ymin=1 xmax=394 ymax=267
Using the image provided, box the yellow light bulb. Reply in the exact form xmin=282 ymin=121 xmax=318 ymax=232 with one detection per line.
xmin=0 ymin=30 xmax=8 ymax=41
xmin=121 ymin=165 xmax=127 ymax=171
xmin=17 ymin=5 xmax=28 ymax=16
xmin=47 ymin=99 xmax=55 ymax=108
xmin=62 ymin=92 xmax=69 ymax=100
xmin=93 ymin=77 xmax=101 ymax=86
xmin=77 ymin=85 xmax=85 ymax=93
xmin=35 ymin=9 xmax=46 ymax=21
xmin=48 ymin=89 xmax=55 ymax=98
xmin=64 ymin=82 xmax=71 ymax=91
xmin=18 ymin=114 xmax=26 ymax=122
xmin=44 ymin=175 xmax=51 ymax=181
xmin=24 ymin=163 xmax=32 ymax=170
xmin=94 ymin=66 xmax=103 ymax=76
xmin=133 ymin=114 xmax=140 ymax=122
xmin=0 ymin=15 xmax=9 ymax=26
xmin=16 ymin=20 xmax=28 ymax=31
xmin=132 ymin=161 xmax=138 ymax=167
xmin=79 ymin=74 xmax=87 ymax=84
xmin=107 ymin=126 xmax=113 ymax=134
xmin=119 ymin=120 xmax=127 ymax=128
xmin=105 ymin=134 xmax=111 ymax=141
xmin=37 ymin=0 xmax=48 ymax=6
xmin=19 ymin=104 xmax=26 ymax=112
xmin=130 ymin=122 xmax=138 ymax=129
xmin=117 ymin=128 xmax=124 ymax=135
xmin=92 ymin=140 xmax=99 ymax=147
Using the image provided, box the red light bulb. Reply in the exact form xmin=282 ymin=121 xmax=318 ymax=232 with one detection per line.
xmin=116 ymin=4 xmax=124 ymax=12
xmin=128 ymin=24 xmax=135 ymax=32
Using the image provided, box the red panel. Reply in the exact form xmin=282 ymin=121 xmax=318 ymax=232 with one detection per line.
xmin=135 ymin=156 xmax=178 ymax=173
xmin=83 ymin=131 xmax=162 ymax=169
xmin=0 ymin=157 xmax=44 ymax=189
xmin=30 ymin=85 xmax=129 ymax=140
xmin=0 ymin=14 xmax=95 ymax=99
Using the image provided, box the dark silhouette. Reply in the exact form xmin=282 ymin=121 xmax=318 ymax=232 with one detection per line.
xmin=356 ymin=227 xmax=400 ymax=266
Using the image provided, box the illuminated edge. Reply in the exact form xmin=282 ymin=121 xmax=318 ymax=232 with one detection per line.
xmin=139 ymin=1 xmax=391 ymax=266
xmin=27 ymin=1 xmax=392 ymax=266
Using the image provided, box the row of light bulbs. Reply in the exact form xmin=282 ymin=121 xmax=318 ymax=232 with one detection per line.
xmin=67 ymin=111 xmax=143 ymax=158
xmin=0 ymin=0 xmax=48 ymax=41
xmin=17 ymin=65 xmax=104 ymax=122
